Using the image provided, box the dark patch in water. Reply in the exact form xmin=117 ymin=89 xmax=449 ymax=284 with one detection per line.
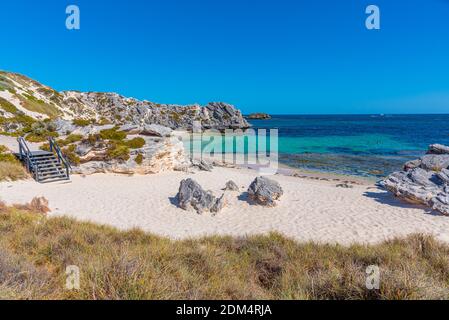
xmin=280 ymin=153 xmax=409 ymax=178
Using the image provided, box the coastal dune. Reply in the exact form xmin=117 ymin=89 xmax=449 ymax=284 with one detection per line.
xmin=2 ymin=166 xmax=449 ymax=245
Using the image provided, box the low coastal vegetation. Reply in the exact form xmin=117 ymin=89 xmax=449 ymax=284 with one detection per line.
xmin=39 ymin=128 xmax=144 ymax=165
xmin=0 ymin=145 xmax=27 ymax=181
xmin=0 ymin=202 xmax=448 ymax=299
xmin=72 ymin=118 xmax=95 ymax=127
xmin=24 ymin=120 xmax=59 ymax=143
xmin=18 ymin=93 xmax=61 ymax=118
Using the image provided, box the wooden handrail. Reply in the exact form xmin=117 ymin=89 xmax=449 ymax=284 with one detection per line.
xmin=48 ymin=137 xmax=71 ymax=178
xmin=17 ymin=137 xmax=40 ymax=181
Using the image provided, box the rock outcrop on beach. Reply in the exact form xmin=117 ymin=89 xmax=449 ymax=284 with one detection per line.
xmin=177 ymin=178 xmax=226 ymax=214
xmin=247 ymin=176 xmax=283 ymax=206
xmin=55 ymin=124 xmax=190 ymax=175
xmin=0 ymin=71 xmax=250 ymax=132
xmin=381 ymin=144 xmax=449 ymax=215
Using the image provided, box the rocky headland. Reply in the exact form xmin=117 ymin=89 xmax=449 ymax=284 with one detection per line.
xmin=0 ymin=71 xmax=250 ymax=175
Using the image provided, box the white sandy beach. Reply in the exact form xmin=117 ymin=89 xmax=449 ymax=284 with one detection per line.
xmin=2 ymin=164 xmax=449 ymax=245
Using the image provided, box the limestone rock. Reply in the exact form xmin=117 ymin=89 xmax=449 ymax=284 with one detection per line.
xmin=428 ymin=144 xmax=449 ymax=155
xmin=192 ymin=159 xmax=213 ymax=172
xmin=72 ymin=135 xmax=189 ymax=175
xmin=436 ymin=169 xmax=449 ymax=185
xmin=176 ymin=178 xmax=225 ymax=214
xmin=224 ymin=180 xmax=239 ymax=191
xmin=404 ymin=159 xmax=422 ymax=171
xmin=430 ymin=193 xmax=449 ymax=216
xmin=211 ymin=193 xmax=227 ymax=213
xmin=247 ymin=176 xmax=283 ymax=207
xmin=0 ymin=71 xmax=250 ymax=132
xmin=141 ymin=124 xmax=173 ymax=137
xmin=420 ymin=154 xmax=449 ymax=171
xmin=53 ymin=119 xmax=76 ymax=135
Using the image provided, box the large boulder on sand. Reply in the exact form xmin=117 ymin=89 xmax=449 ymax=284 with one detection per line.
xmin=247 ymin=176 xmax=283 ymax=207
xmin=381 ymin=144 xmax=449 ymax=216
xmin=177 ymin=178 xmax=225 ymax=214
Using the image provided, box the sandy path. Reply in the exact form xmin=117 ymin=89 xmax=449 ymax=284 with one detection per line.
xmin=2 ymin=166 xmax=449 ymax=245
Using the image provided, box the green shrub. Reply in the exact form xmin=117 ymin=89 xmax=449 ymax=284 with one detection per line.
xmin=99 ymin=128 xmax=127 ymax=141
xmin=124 ymin=137 xmax=145 ymax=149
xmin=135 ymin=153 xmax=144 ymax=165
xmin=24 ymin=121 xmax=58 ymax=142
xmin=39 ymin=143 xmax=50 ymax=152
xmin=62 ymin=144 xmax=80 ymax=166
xmin=25 ymin=130 xmax=58 ymax=143
xmin=0 ymin=145 xmax=17 ymax=163
xmin=0 ymin=152 xmax=17 ymax=163
xmin=98 ymin=117 xmax=112 ymax=125
xmin=106 ymin=144 xmax=130 ymax=161
xmin=87 ymin=134 xmax=100 ymax=145
xmin=57 ymin=134 xmax=83 ymax=147
xmin=72 ymin=119 xmax=94 ymax=127
xmin=25 ymin=132 xmax=57 ymax=143
xmin=170 ymin=111 xmax=181 ymax=122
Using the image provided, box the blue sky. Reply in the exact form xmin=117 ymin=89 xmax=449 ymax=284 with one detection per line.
xmin=1 ymin=0 xmax=449 ymax=114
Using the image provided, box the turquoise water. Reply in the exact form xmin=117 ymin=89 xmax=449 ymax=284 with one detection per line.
xmin=186 ymin=114 xmax=449 ymax=178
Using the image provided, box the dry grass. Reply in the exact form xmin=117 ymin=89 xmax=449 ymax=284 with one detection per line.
xmin=0 ymin=145 xmax=28 ymax=182
xmin=0 ymin=204 xmax=449 ymax=299
xmin=0 ymin=161 xmax=28 ymax=182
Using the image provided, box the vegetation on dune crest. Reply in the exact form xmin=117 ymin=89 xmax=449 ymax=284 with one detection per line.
xmin=0 ymin=97 xmax=19 ymax=114
xmin=17 ymin=93 xmax=61 ymax=118
xmin=0 ymin=203 xmax=449 ymax=299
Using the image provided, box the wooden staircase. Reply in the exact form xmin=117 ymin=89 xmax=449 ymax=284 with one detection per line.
xmin=18 ymin=137 xmax=71 ymax=183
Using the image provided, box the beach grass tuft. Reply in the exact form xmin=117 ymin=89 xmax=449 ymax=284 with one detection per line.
xmin=0 ymin=145 xmax=28 ymax=181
